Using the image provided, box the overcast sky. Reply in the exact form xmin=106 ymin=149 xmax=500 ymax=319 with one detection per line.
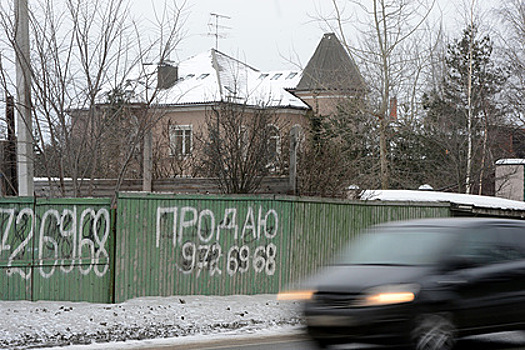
xmin=134 ymin=0 xmax=329 ymax=71
xmin=132 ymin=0 xmax=499 ymax=72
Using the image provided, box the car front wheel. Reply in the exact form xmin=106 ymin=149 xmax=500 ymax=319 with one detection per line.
xmin=412 ymin=313 xmax=456 ymax=350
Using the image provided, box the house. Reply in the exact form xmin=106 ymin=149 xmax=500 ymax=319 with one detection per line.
xmin=143 ymin=48 xmax=311 ymax=178
xmin=67 ymin=33 xmax=365 ymax=193
xmin=293 ymin=32 xmax=366 ymax=116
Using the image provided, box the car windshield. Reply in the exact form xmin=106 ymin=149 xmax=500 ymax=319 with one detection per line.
xmin=337 ymin=227 xmax=456 ymax=266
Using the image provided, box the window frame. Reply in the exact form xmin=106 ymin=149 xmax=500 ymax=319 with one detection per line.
xmin=266 ymin=124 xmax=281 ymax=170
xmin=169 ymin=124 xmax=193 ymax=157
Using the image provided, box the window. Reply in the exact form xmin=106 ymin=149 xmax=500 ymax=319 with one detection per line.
xmin=494 ymin=226 xmax=525 ymax=260
xmin=239 ymin=125 xmax=249 ymax=160
xmin=457 ymin=225 xmax=525 ymax=265
xmin=169 ymin=125 xmax=192 ymax=157
xmin=286 ymin=72 xmax=298 ymax=79
xmin=270 ymin=73 xmax=282 ymax=80
xmin=267 ymin=125 xmax=281 ymax=169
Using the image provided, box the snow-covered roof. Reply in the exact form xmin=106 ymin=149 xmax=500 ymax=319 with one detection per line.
xmin=111 ymin=49 xmax=308 ymax=110
xmin=495 ymin=158 xmax=525 ymax=165
xmin=361 ymin=189 xmax=525 ymax=212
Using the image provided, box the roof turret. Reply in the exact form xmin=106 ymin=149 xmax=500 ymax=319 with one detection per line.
xmin=295 ymin=33 xmax=365 ymax=93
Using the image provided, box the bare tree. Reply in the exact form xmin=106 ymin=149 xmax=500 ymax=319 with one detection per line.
xmin=500 ymin=0 xmax=525 ymax=127
xmin=318 ymin=0 xmax=436 ymax=190
xmin=199 ymin=101 xmax=286 ymax=194
xmin=297 ymin=96 xmax=380 ymax=197
xmin=0 ymin=0 xmax=187 ymax=198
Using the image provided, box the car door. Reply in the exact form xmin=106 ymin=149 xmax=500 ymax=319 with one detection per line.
xmin=448 ymin=225 xmax=525 ymax=330
xmin=495 ymin=224 xmax=525 ymax=325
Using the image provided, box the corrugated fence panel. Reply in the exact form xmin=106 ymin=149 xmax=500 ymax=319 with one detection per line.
xmin=0 ymin=197 xmax=36 ymax=300
xmin=32 ymin=198 xmax=113 ymax=303
xmin=114 ymin=193 xmax=294 ymax=302
xmin=285 ymin=199 xmax=451 ymax=288
xmin=1 ymin=194 xmax=451 ymax=302
xmin=0 ymin=198 xmax=112 ymax=302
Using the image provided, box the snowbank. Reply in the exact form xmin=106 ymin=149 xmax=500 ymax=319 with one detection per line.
xmin=0 ymin=295 xmax=303 ymax=349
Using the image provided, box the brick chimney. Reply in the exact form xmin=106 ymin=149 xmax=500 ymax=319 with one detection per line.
xmin=157 ymin=62 xmax=178 ymax=89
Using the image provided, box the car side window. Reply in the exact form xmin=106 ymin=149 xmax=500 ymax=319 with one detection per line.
xmin=458 ymin=227 xmax=502 ymax=266
xmin=457 ymin=225 xmax=525 ymax=266
xmin=495 ymin=225 xmax=525 ymax=261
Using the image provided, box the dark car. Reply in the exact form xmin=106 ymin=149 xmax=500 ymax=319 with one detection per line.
xmin=301 ymin=218 xmax=525 ymax=350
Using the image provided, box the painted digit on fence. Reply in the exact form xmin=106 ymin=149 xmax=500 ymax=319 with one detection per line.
xmin=59 ymin=208 xmax=77 ymax=273
xmin=227 ymin=245 xmax=239 ymax=276
xmin=209 ymin=243 xmax=222 ymax=276
xmin=7 ymin=208 xmax=34 ymax=279
xmin=195 ymin=245 xmax=210 ymax=278
xmin=265 ymin=243 xmax=277 ymax=276
xmin=93 ymin=209 xmax=110 ymax=277
xmin=177 ymin=241 xmax=196 ymax=274
xmin=238 ymin=245 xmax=250 ymax=273
xmin=38 ymin=209 xmax=60 ymax=278
xmin=253 ymin=246 xmax=266 ymax=273
xmin=78 ymin=209 xmax=96 ymax=275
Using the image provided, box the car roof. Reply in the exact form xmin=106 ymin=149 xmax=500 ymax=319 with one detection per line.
xmin=375 ymin=217 xmax=525 ymax=230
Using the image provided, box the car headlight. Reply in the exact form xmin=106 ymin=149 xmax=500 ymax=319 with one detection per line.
xmin=355 ymin=284 xmax=420 ymax=307
xmin=277 ymin=290 xmax=316 ymax=301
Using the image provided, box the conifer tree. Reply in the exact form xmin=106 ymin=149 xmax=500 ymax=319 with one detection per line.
xmin=423 ymin=25 xmax=507 ymax=193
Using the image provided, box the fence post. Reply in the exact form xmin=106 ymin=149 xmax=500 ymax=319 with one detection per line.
xmin=109 ymin=206 xmax=117 ymax=303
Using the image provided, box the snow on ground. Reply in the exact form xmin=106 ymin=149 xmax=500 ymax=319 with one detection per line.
xmin=0 ymin=295 xmax=304 ymax=350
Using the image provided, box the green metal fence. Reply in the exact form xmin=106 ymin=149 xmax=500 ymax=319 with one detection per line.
xmin=114 ymin=194 xmax=293 ymax=301
xmin=286 ymin=198 xmax=451 ymax=287
xmin=114 ymin=194 xmax=450 ymax=302
xmin=0 ymin=198 xmax=113 ymax=302
xmin=0 ymin=194 xmax=450 ymax=302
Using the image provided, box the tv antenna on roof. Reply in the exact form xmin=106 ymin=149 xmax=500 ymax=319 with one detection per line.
xmin=208 ymin=13 xmax=231 ymax=50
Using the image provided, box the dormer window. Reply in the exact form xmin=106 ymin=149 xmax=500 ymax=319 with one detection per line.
xmin=286 ymin=72 xmax=298 ymax=79
xmin=198 ymin=73 xmax=210 ymax=80
xmin=258 ymin=73 xmax=269 ymax=80
xmin=270 ymin=73 xmax=282 ymax=80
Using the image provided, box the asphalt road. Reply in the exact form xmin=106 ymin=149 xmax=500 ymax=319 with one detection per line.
xmin=141 ymin=331 xmax=525 ymax=350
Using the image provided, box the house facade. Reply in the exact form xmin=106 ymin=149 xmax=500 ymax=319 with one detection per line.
xmin=144 ymin=48 xmax=311 ymax=178
xmin=70 ymin=33 xmax=365 ymax=190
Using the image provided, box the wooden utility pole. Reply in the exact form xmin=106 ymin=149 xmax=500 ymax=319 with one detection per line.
xmin=15 ymin=0 xmax=34 ymax=196
xmin=5 ymin=95 xmax=17 ymax=196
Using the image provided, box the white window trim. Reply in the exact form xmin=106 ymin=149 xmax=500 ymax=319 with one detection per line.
xmin=267 ymin=124 xmax=281 ymax=156
xmin=169 ymin=124 xmax=193 ymax=157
